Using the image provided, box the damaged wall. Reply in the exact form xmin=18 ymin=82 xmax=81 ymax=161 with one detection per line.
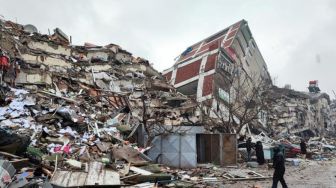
xmin=265 ymin=86 xmax=332 ymax=137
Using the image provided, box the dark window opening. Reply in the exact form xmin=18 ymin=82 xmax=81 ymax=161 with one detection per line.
xmin=176 ymin=80 xmax=199 ymax=96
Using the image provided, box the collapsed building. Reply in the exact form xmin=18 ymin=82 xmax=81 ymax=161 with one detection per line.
xmin=265 ymin=83 xmax=332 ymax=138
xmin=329 ymin=99 xmax=336 ymax=134
xmin=0 ymin=16 xmax=335 ymax=187
xmin=0 ymin=19 xmax=201 ymax=140
xmin=0 ymin=18 xmax=203 ymax=186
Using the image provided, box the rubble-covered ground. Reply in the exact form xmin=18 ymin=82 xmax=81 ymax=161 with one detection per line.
xmin=229 ymin=160 xmax=336 ymax=188
xmin=164 ymin=159 xmax=336 ymax=188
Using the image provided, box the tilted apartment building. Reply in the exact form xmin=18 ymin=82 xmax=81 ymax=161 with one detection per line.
xmin=162 ymin=20 xmax=272 ymax=125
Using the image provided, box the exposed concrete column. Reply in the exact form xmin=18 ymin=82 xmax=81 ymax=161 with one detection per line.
xmin=196 ymin=56 xmax=208 ymax=99
xmin=171 ymin=66 xmax=178 ymax=85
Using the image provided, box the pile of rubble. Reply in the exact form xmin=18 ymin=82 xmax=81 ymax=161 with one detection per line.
xmin=0 ymin=18 xmax=200 ymax=187
xmin=264 ymin=86 xmax=331 ymax=137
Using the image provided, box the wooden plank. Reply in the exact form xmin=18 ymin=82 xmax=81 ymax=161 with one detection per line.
xmin=85 ymin=161 xmax=103 ymax=185
xmin=250 ymin=171 xmax=265 ymax=178
xmin=223 ymin=175 xmax=232 ymax=179
xmin=51 ymin=162 xmax=120 ymax=187
xmin=103 ymin=170 xmax=120 ymax=185
xmin=120 ymin=173 xmax=140 ymax=180
xmin=67 ymin=171 xmax=87 ymax=187
xmin=51 ymin=171 xmax=71 ymax=187
xmin=224 ymin=176 xmax=272 ymax=181
xmin=97 ymin=164 xmax=106 ymax=185
xmin=38 ymin=90 xmax=78 ymax=104
xmin=0 ymin=151 xmax=21 ymax=159
xmin=9 ymin=158 xmax=29 ymax=163
xmin=130 ymin=166 xmax=153 ymax=175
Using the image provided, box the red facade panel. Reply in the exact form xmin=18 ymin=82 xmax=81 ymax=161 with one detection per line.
xmin=209 ymin=42 xmax=219 ymax=51
xmin=202 ymin=74 xmax=214 ymax=96
xmin=225 ymin=47 xmax=237 ymax=61
xmin=204 ymin=53 xmax=217 ymax=72
xmin=199 ymin=37 xmax=224 ymax=52
xmin=178 ymin=43 xmax=203 ymax=63
xmin=223 ymin=38 xmax=234 ymax=48
xmin=179 ymin=50 xmax=196 ymax=62
xmin=175 ymin=60 xmax=201 ymax=84
xmin=163 ymin=71 xmax=172 ymax=81
xmin=226 ymin=30 xmax=237 ymax=40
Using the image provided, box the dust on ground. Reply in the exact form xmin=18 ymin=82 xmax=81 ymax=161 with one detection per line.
xmin=227 ymin=160 xmax=336 ymax=188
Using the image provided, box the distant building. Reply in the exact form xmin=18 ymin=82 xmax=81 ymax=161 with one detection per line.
xmin=266 ymin=86 xmax=332 ymax=137
xmin=308 ymin=80 xmax=321 ymax=93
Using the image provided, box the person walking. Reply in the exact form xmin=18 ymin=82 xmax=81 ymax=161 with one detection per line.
xmin=272 ymin=147 xmax=288 ymax=188
xmin=246 ymin=137 xmax=252 ymax=161
xmin=300 ymin=139 xmax=307 ymax=158
xmin=255 ymin=141 xmax=265 ymax=165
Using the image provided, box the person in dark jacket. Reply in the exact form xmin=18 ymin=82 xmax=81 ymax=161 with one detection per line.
xmin=272 ymin=147 xmax=288 ymax=188
xmin=255 ymin=141 xmax=265 ymax=165
xmin=300 ymin=139 xmax=307 ymax=157
xmin=246 ymin=137 xmax=252 ymax=161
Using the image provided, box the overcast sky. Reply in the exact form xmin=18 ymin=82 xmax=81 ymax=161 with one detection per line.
xmin=1 ymin=0 xmax=336 ymax=97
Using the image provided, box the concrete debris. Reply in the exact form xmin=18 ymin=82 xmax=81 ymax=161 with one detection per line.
xmin=1 ymin=16 xmax=336 ymax=187
xmin=0 ymin=17 xmax=199 ymax=187
xmin=265 ymin=86 xmax=332 ymax=137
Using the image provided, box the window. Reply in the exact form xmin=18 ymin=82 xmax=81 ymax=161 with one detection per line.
xmin=176 ymin=80 xmax=199 ymax=96
xmin=219 ymin=51 xmax=233 ymax=64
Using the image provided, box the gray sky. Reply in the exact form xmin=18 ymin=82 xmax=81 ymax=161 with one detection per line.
xmin=1 ymin=0 xmax=336 ymax=97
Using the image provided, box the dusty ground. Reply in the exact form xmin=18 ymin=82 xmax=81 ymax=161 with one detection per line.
xmin=226 ymin=160 xmax=336 ymax=188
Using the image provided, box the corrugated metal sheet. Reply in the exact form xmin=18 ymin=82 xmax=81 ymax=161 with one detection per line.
xmin=148 ymin=134 xmax=197 ymax=168
xmin=196 ymin=134 xmax=237 ymax=166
